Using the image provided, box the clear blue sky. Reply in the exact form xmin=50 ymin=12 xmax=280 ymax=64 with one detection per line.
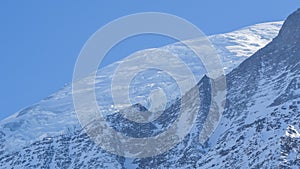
xmin=0 ymin=1 xmax=299 ymax=120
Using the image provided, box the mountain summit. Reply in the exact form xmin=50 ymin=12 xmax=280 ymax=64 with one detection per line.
xmin=277 ymin=8 xmax=300 ymax=43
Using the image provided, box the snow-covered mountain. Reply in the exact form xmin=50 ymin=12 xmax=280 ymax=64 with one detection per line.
xmin=0 ymin=21 xmax=282 ymax=154
xmin=0 ymin=15 xmax=289 ymax=168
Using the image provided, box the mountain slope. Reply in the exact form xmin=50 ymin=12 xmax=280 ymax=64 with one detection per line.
xmin=0 ymin=21 xmax=282 ymax=158
xmin=197 ymin=9 xmax=300 ymax=168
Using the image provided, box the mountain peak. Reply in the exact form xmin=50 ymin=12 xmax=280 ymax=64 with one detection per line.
xmin=277 ymin=9 xmax=300 ymax=43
